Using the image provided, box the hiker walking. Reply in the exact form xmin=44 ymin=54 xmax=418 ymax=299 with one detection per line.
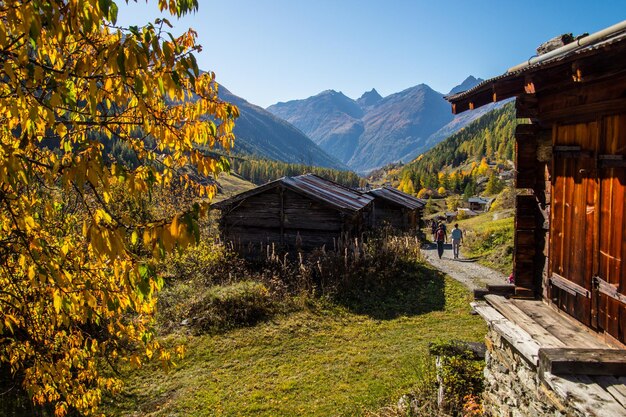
xmin=451 ymin=223 xmax=463 ymax=259
xmin=435 ymin=224 xmax=447 ymax=259
xmin=430 ymin=219 xmax=438 ymax=241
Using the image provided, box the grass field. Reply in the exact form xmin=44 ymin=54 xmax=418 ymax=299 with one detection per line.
xmin=457 ymin=210 xmax=514 ymax=275
xmin=105 ymin=267 xmax=485 ymax=416
xmin=213 ymin=172 xmax=256 ymax=202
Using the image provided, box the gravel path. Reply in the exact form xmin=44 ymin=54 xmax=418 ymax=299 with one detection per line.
xmin=421 ymin=242 xmax=508 ymax=291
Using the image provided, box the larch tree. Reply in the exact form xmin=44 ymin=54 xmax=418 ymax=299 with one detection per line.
xmin=0 ymin=1 xmax=238 ymax=415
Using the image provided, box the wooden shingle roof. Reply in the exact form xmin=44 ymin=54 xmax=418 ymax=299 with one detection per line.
xmin=212 ymin=174 xmax=373 ymax=213
xmin=367 ymin=186 xmax=425 ymax=210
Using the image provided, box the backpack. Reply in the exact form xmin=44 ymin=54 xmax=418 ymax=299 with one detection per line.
xmin=436 ymin=228 xmax=445 ymax=241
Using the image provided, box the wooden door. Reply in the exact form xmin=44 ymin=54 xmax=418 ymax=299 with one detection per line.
xmin=596 ymin=115 xmax=626 ymax=343
xmin=549 ymin=122 xmax=598 ymax=327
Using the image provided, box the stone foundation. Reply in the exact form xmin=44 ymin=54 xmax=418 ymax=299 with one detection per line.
xmin=484 ymin=327 xmax=585 ymax=417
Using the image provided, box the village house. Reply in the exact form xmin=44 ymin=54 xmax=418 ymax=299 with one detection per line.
xmin=366 ymin=186 xmax=425 ymax=231
xmin=467 ymin=196 xmax=493 ymax=212
xmin=213 ymin=174 xmax=373 ymax=253
xmin=447 ymin=20 xmax=626 ymax=416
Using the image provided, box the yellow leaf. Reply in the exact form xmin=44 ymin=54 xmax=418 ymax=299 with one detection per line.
xmin=53 ymin=291 xmax=62 ymax=313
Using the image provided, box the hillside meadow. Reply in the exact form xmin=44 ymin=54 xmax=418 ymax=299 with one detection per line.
xmin=102 ymin=234 xmax=486 ymax=417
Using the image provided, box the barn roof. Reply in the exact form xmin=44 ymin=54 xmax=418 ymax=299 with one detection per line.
xmin=212 ymin=173 xmax=373 ymax=213
xmin=468 ymin=197 xmax=492 ymax=205
xmin=367 ymin=186 xmax=425 ymax=210
xmin=446 ymin=20 xmax=626 ymax=114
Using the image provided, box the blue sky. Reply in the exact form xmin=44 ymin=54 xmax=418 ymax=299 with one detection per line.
xmin=116 ymin=1 xmax=624 ymax=107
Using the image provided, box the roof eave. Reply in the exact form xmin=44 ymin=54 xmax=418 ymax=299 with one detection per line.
xmin=446 ymin=22 xmax=626 ymax=115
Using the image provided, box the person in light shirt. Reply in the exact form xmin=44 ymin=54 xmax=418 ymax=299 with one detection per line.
xmin=451 ymin=223 xmax=463 ymax=260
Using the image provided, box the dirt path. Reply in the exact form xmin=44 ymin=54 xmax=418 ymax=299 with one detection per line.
xmin=421 ymin=242 xmax=508 ymax=291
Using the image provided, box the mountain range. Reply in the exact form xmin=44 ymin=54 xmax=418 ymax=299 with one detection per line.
xmin=267 ymin=76 xmax=505 ymax=173
xmin=218 ymin=87 xmax=346 ymax=170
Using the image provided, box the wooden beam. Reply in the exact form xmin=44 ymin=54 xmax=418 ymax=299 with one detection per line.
xmin=540 ymin=97 xmax=626 ymax=124
xmin=516 ymin=127 xmax=539 ymax=189
xmin=279 ymin=187 xmax=284 ymax=246
xmin=542 ymin=371 xmax=626 ymax=416
xmin=485 ymin=295 xmax=565 ymax=348
xmin=550 ymin=273 xmax=590 ymax=298
xmin=492 ymin=78 xmax=525 ymax=102
xmin=471 ymin=300 xmax=542 ymax=365
xmin=539 ymin=348 xmax=626 ymax=376
xmin=595 ymin=276 xmax=626 ymax=307
xmin=516 ymin=94 xmax=539 ymax=119
xmin=599 ymin=154 xmax=626 ymax=168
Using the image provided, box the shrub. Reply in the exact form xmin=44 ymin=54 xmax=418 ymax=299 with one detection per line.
xmin=456 ymin=210 xmax=468 ymax=221
xmin=366 ymin=342 xmax=485 ymax=417
xmin=186 ymin=281 xmax=275 ymax=333
xmin=165 ymin=240 xmax=246 ymax=285
xmin=446 ymin=195 xmax=462 ymax=212
xmin=490 ymin=186 xmax=516 ymax=211
xmin=429 ymin=340 xmax=485 ymax=416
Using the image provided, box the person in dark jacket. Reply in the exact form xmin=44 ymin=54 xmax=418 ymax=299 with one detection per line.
xmin=435 ymin=224 xmax=447 ymax=259
xmin=430 ymin=219 xmax=438 ymax=242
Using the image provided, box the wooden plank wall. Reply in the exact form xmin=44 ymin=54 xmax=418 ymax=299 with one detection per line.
xmin=372 ymin=199 xmax=415 ymax=231
xmin=514 ymin=121 xmax=551 ymax=298
xmin=534 ymin=71 xmax=626 ymax=344
xmin=220 ymin=187 xmax=363 ymax=253
xmin=548 ymin=121 xmax=598 ymax=327
xmin=597 ymin=115 xmax=626 ymax=343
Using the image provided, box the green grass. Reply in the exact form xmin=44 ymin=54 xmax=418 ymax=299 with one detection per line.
xmin=457 ymin=210 xmax=514 ymax=274
xmin=213 ymin=173 xmax=256 ymax=202
xmin=105 ymin=273 xmax=485 ymax=416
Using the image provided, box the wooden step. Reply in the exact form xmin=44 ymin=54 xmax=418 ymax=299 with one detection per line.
xmin=539 ymin=348 xmax=626 ymax=376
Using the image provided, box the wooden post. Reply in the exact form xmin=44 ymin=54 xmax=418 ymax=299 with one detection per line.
xmin=514 ymin=195 xmax=538 ymax=298
xmin=279 ymin=187 xmax=284 ymax=246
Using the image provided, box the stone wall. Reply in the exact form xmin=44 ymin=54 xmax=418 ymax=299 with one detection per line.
xmin=483 ymin=327 xmax=583 ymax=417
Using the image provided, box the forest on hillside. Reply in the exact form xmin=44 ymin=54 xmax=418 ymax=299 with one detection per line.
xmin=396 ymin=102 xmax=517 ymax=197
xmin=403 ymin=102 xmax=516 ymax=175
xmin=230 ymin=157 xmax=363 ymax=188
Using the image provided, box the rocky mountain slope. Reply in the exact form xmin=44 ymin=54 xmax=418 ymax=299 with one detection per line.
xmin=267 ymin=76 xmax=505 ymax=173
xmin=220 ymin=87 xmax=347 ymax=170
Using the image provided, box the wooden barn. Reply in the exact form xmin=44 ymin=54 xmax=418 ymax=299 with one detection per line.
xmin=467 ymin=196 xmax=492 ymax=212
xmin=213 ymin=174 xmax=373 ymax=252
xmin=366 ymin=186 xmax=425 ymax=231
xmin=447 ymin=21 xmax=626 ymax=416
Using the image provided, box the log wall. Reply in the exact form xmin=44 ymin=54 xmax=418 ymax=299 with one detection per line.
xmin=220 ymin=186 xmax=365 ymax=253
xmin=372 ymin=200 xmax=416 ymax=231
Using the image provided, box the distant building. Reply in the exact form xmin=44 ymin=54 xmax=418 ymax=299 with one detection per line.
xmin=467 ymin=196 xmax=492 ymax=212
xmin=366 ymin=186 xmax=425 ymax=231
xmin=444 ymin=211 xmax=458 ymax=223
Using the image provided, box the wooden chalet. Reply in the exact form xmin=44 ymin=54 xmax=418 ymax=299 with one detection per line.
xmin=467 ymin=196 xmax=492 ymax=212
xmin=213 ymin=174 xmax=373 ymax=252
xmin=447 ymin=20 xmax=626 ymax=416
xmin=366 ymin=186 xmax=425 ymax=231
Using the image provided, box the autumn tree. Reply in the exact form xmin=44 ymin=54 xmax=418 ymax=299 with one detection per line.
xmin=0 ymin=1 xmax=238 ymax=415
xmin=474 ymin=157 xmax=491 ymax=177
xmin=485 ymin=173 xmax=504 ymax=195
